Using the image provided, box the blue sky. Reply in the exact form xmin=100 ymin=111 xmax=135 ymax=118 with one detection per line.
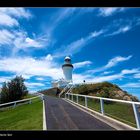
xmin=0 ymin=8 xmax=140 ymax=99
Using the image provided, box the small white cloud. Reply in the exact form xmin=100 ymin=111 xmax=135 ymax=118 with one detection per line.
xmin=0 ymin=8 xmax=32 ymax=27
xmin=121 ymin=68 xmax=139 ymax=75
xmin=25 ymin=37 xmax=42 ymax=48
xmin=134 ymin=73 xmax=140 ymax=79
xmin=25 ymin=82 xmax=45 ymax=87
xmin=121 ymin=82 xmax=140 ymax=88
xmin=0 ymin=13 xmax=19 ymax=27
xmin=36 ymin=77 xmax=44 ymax=81
xmin=107 ymin=25 xmax=131 ymax=36
xmin=98 ymin=8 xmax=124 ymax=17
xmin=90 ymin=30 xmax=105 ymax=38
xmin=102 ymin=71 xmax=114 ymax=75
xmin=54 ymin=29 xmax=105 ymax=58
xmin=0 ymin=29 xmax=15 ymax=45
xmin=0 ymin=8 xmax=32 ymax=19
xmin=88 ymin=55 xmax=132 ymax=74
xmin=45 ymin=54 xmax=53 ymax=61
xmin=105 ymin=55 xmax=132 ymax=68
xmin=0 ymin=76 xmax=13 ymax=83
xmin=73 ymin=61 xmax=92 ymax=69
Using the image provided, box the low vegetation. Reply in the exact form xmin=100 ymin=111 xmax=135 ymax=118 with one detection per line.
xmin=72 ymin=82 xmax=139 ymax=102
xmin=0 ymin=97 xmax=43 ymax=130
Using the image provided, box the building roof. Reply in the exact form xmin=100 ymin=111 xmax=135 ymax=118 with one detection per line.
xmin=65 ymin=56 xmax=71 ymax=60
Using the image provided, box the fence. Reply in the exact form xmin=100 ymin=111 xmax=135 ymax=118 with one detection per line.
xmin=65 ymin=93 xmax=140 ymax=129
xmin=0 ymin=94 xmax=44 ymax=109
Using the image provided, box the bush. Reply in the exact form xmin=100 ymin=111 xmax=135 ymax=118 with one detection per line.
xmin=0 ymin=76 xmax=28 ymax=104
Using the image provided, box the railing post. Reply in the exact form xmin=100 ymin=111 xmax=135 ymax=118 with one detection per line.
xmin=76 ymin=95 xmax=78 ymax=104
xmin=100 ymin=98 xmax=104 ymax=115
xmin=132 ymin=103 xmax=140 ymax=129
xmin=68 ymin=94 xmax=70 ymax=100
xmin=85 ymin=96 xmax=87 ymax=108
xmin=72 ymin=94 xmax=73 ymax=101
xmin=13 ymin=102 xmax=16 ymax=108
xmin=29 ymin=99 xmax=32 ymax=104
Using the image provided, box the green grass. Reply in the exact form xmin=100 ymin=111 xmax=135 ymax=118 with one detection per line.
xmin=71 ymin=95 xmax=137 ymax=128
xmin=0 ymin=98 xmax=43 ymax=130
xmin=22 ymin=94 xmax=36 ymax=99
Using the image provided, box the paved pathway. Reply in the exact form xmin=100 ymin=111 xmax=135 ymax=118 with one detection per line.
xmin=44 ymin=95 xmax=115 ymax=130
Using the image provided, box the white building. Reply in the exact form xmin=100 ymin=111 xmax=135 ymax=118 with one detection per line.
xmin=52 ymin=56 xmax=73 ymax=88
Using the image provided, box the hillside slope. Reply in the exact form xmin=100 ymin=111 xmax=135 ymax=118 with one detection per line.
xmin=72 ymin=82 xmax=139 ymax=102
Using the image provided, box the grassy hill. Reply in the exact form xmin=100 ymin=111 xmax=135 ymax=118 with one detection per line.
xmin=72 ymin=82 xmax=139 ymax=102
xmin=0 ymin=97 xmax=43 ymax=130
xmin=39 ymin=82 xmax=139 ymax=102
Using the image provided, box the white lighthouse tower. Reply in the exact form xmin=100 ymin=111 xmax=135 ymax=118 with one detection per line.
xmin=62 ymin=56 xmax=73 ymax=83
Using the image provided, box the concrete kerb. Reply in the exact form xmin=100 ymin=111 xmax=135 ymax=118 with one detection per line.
xmin=43 ymin=99 xmax=47 ymax=130
xmin=63 ymin=98 xmax=137 ymax=130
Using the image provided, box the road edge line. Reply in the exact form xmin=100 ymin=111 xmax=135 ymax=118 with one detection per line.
xmin=43 ymin=99 xmax=47 ymax=130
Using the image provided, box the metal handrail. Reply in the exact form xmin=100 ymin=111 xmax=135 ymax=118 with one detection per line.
xmin=0 ymin=95 xmax=42 ymax=107
xmin=59 ymin=84 xmax=70 ymax=98
xmin=66 ymin=93 xmax=140 ymax=105
xmin=65 ymin=93 xmax=140 ymax=129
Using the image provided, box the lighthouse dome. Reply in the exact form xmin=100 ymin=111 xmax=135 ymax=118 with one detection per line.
xmin=65 ymin=56 xmax=71 ymax=60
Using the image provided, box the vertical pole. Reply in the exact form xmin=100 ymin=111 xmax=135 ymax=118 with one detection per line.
xmin=65 ymin=93 xmax=66 ymax=99
xmin=13 ymin=102 xmax=16 ymax=108
xmin=132 ymin=103 xmax=140 ymax=129
xmin=85 ymin=96 xmax=87 ymax=108
xmin=29 ymin=99 xmax=32 ymax=104
xmin=68 ymin=94 xmax=70 ymax=100
xmin=72 ymin=94 xmax=73 ymax=101
xmin=100 ymin=98 xmax=104 ymax=115
xmin=76 ymin=95 xmax=78 ymax=104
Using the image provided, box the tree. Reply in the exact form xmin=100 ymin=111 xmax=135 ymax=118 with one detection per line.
xmin=0 ymin=76 xmax=28 ymax=104
xmin=0 ymin=82 xmax=9 ymax=103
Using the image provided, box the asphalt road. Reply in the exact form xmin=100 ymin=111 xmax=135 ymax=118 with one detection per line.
xmin=44 ymin=95 xmax=115 ymax=130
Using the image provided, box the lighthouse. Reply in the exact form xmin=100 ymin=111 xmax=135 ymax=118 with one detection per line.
xmin=62 ymin=56 xmax=73 ymax=83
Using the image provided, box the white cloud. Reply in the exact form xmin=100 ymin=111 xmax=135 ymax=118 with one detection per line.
xmin=88 ymin=55 xmax=132 ymax=73
xmin=13 ymin=31 xmax=44 ymax=49
xmin=98 ymin=8 xmax=124 ymax=17
xmin=73 ymin=67 xmax=139 ymax=84
xmin=0 ymin=29 xmax=15 ymax=45
xmin=73 ymin=73 xmax=91 ymax=84
xmin=121 ymin=68 xmax=139 ymax=75
xmin=36 ymin=77 xmax=44 ymax=81
xmin=107 ymin=25 xmax=131 ymax=36
xmin=25 ymin=82 xmax=45 ymax=87
xmin=101 ymin=71 xmax=114 ymax=75
xmin=25 ymin=37 xmax=42 ymax=48
xmin=0 ymin=29 xmax=46 ymax=56
xmin=0 ymin=8 xmax=32 ymax=27
xmin=90 ymin=30 xmax=105 ymax=38
xmin=0 ymin=8 xmax=31 ymax=19
xmin=91 ymin=73 xmax=123 ymax=83
xmin=0 ymin=76 xmax=13 ymax=83
xmin=105 ymin=55 xmax=132 ymax=68
xmin=121 ymin=83 xmax=140 ymax=88
xmin=0 ymin=13 xmax=19 ymax=27
xmin=73 ymin=61 xmax=92 ymax=69
xmin=45 ymin=54 xmax=53 ymax=61
xmin=72 ymin=72 xmax=124 ymax=84
xmin=54 ymin=29 xmax=105 ymax=58
xmin=0 ymin=56 xmax=63 ymax=80
xmin=134 ymin=73 xmax=140 ymax=79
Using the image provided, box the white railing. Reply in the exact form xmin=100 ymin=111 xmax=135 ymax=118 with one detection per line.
xmin=65 ymin=93 xmax=140 ymax=130
xmin=59 ymin=84 xmax=72 ymax=98
xmin=0 ymin=94 xmax=44 ymax=108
